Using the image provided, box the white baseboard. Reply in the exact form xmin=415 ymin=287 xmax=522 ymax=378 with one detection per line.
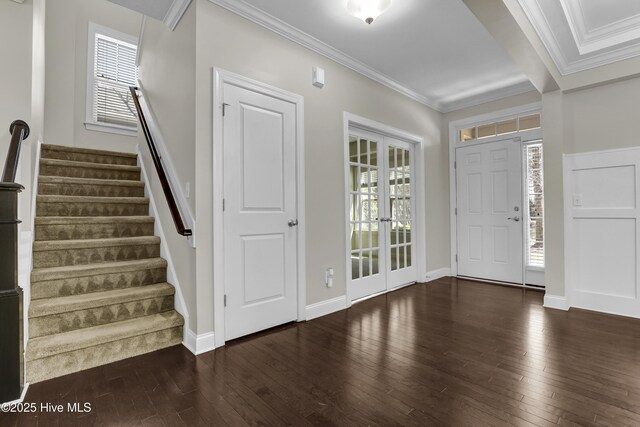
xmin=543 ymin=294 xmax=569 ymax=311
xmin=425 ymin=268 xmax=451 ymax=282
xmin=306 ymin=295 xmax=348 ymax=321
xmin=183 ymin=329 xmax=216 ymax=355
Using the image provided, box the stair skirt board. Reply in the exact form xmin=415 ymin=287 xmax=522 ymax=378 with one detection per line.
xmin=26 ymin=144 xmax=184 ymax=383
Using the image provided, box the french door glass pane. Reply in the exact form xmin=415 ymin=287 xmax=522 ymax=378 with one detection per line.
xmin=350 ymin=135 xmax=380 ymax=280
xmin=387 ymin=146 xmax=413 ymax=273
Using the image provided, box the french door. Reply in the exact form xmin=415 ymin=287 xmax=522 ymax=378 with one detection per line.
xmin=347 ymin=127 xmax=416 ymax=301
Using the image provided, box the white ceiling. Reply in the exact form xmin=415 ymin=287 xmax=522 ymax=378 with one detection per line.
xmin=108 ymin=0 xmax=175 ymax=20
xmin=213 ymin=0 xmax=535 ymax=112
xmin=518 ymin=0 xmax=640 ymax=75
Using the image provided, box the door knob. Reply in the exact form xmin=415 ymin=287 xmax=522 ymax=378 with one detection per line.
xmin=507 ymin=216 xmax=520 ymax=222
xmin=288 ymin=219 xmax=299 ymax=227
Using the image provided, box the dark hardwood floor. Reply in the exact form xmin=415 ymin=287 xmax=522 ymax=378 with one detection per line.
xmin=4 ymin=277 xmax=640 ymax=426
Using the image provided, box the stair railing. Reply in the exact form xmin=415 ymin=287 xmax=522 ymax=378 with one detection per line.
xmin=129 ymin=87 xmax=192 ymax=237
xmin=0 ymin=119 xmax=30 ymax=403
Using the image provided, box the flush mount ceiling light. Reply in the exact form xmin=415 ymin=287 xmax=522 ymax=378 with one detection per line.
xmin=347 ymin=0 xmax=392 ymax=25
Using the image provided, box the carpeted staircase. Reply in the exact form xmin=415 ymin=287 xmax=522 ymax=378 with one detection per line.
xmin=26 ymin=144 xmax=184 ymax=383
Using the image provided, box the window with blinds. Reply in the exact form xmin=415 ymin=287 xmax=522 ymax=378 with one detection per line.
xmin=86 ymin=23 xmax=138 ymax=134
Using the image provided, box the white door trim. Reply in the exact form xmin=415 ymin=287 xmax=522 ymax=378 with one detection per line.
xmin=343 ymin=112 xmax=426 ymax=307
xmin=213 ymin=68 xmax=306 ymax=348
xmin=448 ymin=102 xmax=542 ymax=278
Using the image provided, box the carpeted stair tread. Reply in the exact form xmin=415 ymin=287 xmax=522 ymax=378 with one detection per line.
xmin=34 ymin=236 xmax=160 ymax=251
xmin=42 ymin=144 xmax=137 ymax=160
xmin=26 ymin=311 xmax=183 ymax=360
xmin=40 ymin=158 xmax=141 ymax=181
xmin=32 ymin=236 xmax=161 ymax=268
xmin=35 ymin=216 xmax=155 ymax=241
xmin=29 ymin=283 xmax=174 ymax=318
xmin=37 ymin=195 xmax=149 ymax=205
xmin=35 ymin=216 xmax=154 ymax=225
xmin=26 ymin=326 xmax=182 ymax=383
xmin=39 ymin=176 xmax=145 ymax=188
xmin=40 ymin=158 xmax=141 ymax=172
xmin=31 ymin=258 xmax=168 ymax=282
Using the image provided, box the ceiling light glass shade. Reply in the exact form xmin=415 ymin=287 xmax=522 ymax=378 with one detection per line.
xmin=347 ymin=0 xmax=392 ymax=24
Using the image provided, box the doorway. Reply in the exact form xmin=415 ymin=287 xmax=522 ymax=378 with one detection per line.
xmin=456 ymin=138 xmax=523 ymax=283
xmin=450 ymin=105 xmax=545 ymax=287
xmin=213 ymin=69 xmax=305 ymax=347
xmin=346 ymin=125 xmax=418 ymax=301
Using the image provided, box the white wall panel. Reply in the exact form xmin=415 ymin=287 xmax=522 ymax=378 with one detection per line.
xmin=565 ymin=148 xmax=640 ymax=318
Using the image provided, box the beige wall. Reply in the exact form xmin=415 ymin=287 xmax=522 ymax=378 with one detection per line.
xmin=44 ymin=0 xmax=141 ymax=152
xmin=543 ymin=75 xmax=640 ymax=298
xmin=138 ymin=6 xmax=198 ymax=331
xmin=191 ymin=1 xmax=447 ymax=334
xmin=0 ymin=1 xmax=33 ymax=167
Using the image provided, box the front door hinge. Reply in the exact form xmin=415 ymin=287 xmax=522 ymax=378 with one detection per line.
xmin=224 ymin=294 xmax=227 ymax=307
xmin=222 ymin=198 xmax=225 ymax=211
xmin=455 ymin=208 xmax=457 ymax=215
xmin=454 ymin=161 xmax=456 ymax=169
xmin=455 ymin=254 xmax=458 ymax=262
xmin=222 ymin=103 xmax=230 ymax=116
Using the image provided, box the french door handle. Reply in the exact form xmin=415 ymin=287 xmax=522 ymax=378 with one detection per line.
xmin=507 ymin=216 xmax=520 ymax=222
xmin=379 ymin=217 xmax=392 ymax=223
xmin=288 ymin=219 xmax=299 ymax=227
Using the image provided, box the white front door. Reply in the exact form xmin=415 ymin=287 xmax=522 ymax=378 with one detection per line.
xmin=456 ymin=139 xmax=523 ymax=283
xmin=223 ymin=83 xmax=298 ymax=341
xmin=348 ymin=128 xmax=416 ymax=301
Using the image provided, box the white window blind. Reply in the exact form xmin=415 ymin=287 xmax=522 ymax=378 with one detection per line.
xmin=92 ymin=33 xmax=138 ymax=128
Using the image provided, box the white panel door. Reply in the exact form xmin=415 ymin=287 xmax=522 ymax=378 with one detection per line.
xmin=456 ymin=139 xmax=523 ymax=283
xmin=223 ymin=83 xmax=298 ymax=341
xmin=566 ymin=149 xmax=640 ymax=318
xmin=348 ymin=129 xmax=416 ymax=301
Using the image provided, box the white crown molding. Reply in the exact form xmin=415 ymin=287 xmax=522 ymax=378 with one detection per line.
xmin=208 ymin=0 xmax=445 ymax=111
xmin=164 ymin=0 xmax=192 ymax=30
xmin=207 ymin=0 xmax=539 ymax=113
xmin=518 ymin=0 xmax=640 ymax=76
xmin=440 ymin=81 xmax=537 ymax=113
xmin=560 ymin=0 xmax=640 ymax=55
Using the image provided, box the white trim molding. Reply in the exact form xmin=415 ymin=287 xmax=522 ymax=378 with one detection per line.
xmin=184 ymin=330 xmax=216 ymax=355
xmin=206 ymin=0 xmax=532 ymax=113
xmin=164 ymin=0 xmax=192 ymax=30
xmin=212 ymin=68 xmax=306 ymax=348
xmin=425 ymin=268 xmax=451 ymax=282
xmin=306 ymin=296 xmax=348 ymax=321
xmin=543 ymin=294 xmax=569 ymax=311
xmin=135 ymin=83 xmax=196 ymax=248
xmin=517 ymin=0 xmax=640 ymax=75
xmin=440 ymin=82 xmax=536 ymax=114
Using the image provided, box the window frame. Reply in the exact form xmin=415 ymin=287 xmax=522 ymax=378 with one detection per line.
xmin=85 ymin=22 xmax=139 ymax=137
xmin=524 ymin=141 xmax=545 ymax=270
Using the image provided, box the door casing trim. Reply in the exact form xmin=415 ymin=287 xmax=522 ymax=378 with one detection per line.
xmin=213 ymin=68 xmax=306 ymax=348
xmin=343 ymin=112 xmax=426 ymax=306
xmin=448 ymin=102 xmax=542 ymax=279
